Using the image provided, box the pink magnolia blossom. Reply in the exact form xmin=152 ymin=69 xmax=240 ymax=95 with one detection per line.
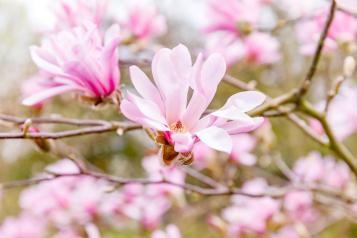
xmin=205 ymin=33 xmax=246 ymax=66
xmin=0 ymin=214 xmax=47 ymax=238
xmin=119 ymin=2 xmax=167 ymax=42
xmin=296 ymin=10 xmax=357 ymax=55
xmin=293 ymin=152 xmax=351 ymax=189
xmin=142 ymin=155 xmax=186 ymax=201
xmin=152 ymin=224 xmax=182 ymax=238
xmin=222 ymin=178 xmax=280 ymax=236
xmin=120 ymin=44 xmax=265 ymax=164
xmin=119 ymin=184 xmax=172 ymax=229
xmin=311 ymin=86 xmax=357 ymax=140
xmin=205 ymin=0 xmax=262 ymax=35
xmin=19 ymin=160 xmax=116 ymax=227
xmin=53 ymin=0 xmax=107 ymax=30
xmin=23 ymin=23 xmax=121 ymax=106
xmin=243 ymin=32 xmax=280 ymax=64
xmin=284 ymin=191 xmax=319 ymax=224
xmin=21 ymin=72 xmax=53 ymax=108
xmin=336 ymin=0 xmax=357 ymax=15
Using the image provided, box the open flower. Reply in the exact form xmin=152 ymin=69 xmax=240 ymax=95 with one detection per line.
xmin=23 ymin=23 xmax=121 ymax=106
xmin=120 ymin=44 xmax=265 ymax=164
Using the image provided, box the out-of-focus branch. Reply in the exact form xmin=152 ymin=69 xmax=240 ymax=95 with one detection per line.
xmin=0 ymin=114 xmax=141 ymax=139
xmin=300 ymin=100 xmax=357 ymax=176
xmin=1 ymin=168 xmax=357 ymax=205
xmin=298 ymin=0 xmax=337 ymax=96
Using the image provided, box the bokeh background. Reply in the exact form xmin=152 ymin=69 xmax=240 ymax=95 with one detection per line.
xmin=1 ymin=0 xmax=357 ymax=237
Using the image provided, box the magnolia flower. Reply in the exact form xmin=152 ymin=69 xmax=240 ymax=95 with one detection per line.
xmin=152 ymin=224 xmax=182 ymax=238
xmin=0 ymin=214 xmax=48 ymax=238
xmin=205 ymin=0 xmax=262 ymax=35
xmin=205 ymin=33 xmax=245 ymax=66
xmin=293 ymin=152 xmax=351 ymax=189
xmin=120 ymin=44 xmax=265 ymax=164
xmin=222 ymin=178 xmax=280 ymax=235
xmin=119 ymin=184 xmax=172 ymax=229
xmin=296 ymin=10 xmax=357 ymax=55
xmin=243 ymin=32 xmax=280 ymax=64
xmin=23 ymin=23 xmax=121 ymax=106
xmin=53 ymin=0 xmax=107 ymax=30
xmin=119 ymin=2 xmax=167 ymax=42
xmin=284 ymin=191 xmax=319 ymax=224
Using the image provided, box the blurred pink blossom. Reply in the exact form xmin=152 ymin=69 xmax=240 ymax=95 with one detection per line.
xmin=119 ymin=2 xmax=167 ymax=42
xmin=23 ymin=23 xmax=121 ymax=106
xmin=152 ymin=224 xmax=182 ymax=238
xmin=284 ymin=191 xmax=319 ymax=224
xmin=296 ymin=10 xmax=357 ymax=55
xmin=0 ymin=214 xmax=47 ymax=238
xmin=142 ymin=155 xmax=186 ymax=201
xmin=243 ymin=32 xmax=280 ymax=65
xmin=120 ymin=44 xmax=265 ymax=161
xmin=205 ymin=33 xmax=245 ymax=66
xmin=119 ymin=184 xmax=172 ymax=229
xmin=311 ymin=86 xmax=357 ymax=140
xmin=53 ymin=0 xmax=107 ymax=31
xmin=293 ymin=152 xmax=351 ymax=189
xmin=222 ymin=178 xmax=280 ymax=236
xmin=205 ymin=0 xmax=262 ymax=35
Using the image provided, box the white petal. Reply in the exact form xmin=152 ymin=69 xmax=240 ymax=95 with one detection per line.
xmin=196 ymin=126 xmax=232 ymax=153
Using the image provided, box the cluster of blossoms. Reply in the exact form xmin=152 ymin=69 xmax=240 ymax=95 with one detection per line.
xmin=0 ymin=157 xmax=184 ymax=237
xmin=209 ymin=151 xmax=353 ymax=237
xmin=295 ymin=6 xmax=357 ymax=55
xmin=22 ymin=0 xmax=166 ymax=107
xmin=204 ymin=0 xmax=280 ymax=66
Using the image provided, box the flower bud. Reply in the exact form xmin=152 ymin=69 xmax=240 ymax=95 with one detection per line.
xmin=343 ymin=56 xmax=356 ymax=77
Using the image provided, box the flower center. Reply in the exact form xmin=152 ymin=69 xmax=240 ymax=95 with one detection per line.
xmin=169 ymin=121 xmax=186 ymax=133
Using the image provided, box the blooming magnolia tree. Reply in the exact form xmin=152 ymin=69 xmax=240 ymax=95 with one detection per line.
xmin=1 ymin=0 xmax=357 ymax=237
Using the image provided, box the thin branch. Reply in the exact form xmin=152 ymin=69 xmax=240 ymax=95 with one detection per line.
xmin=183 ymin=166 xmax=225 ymax=189
xmin=300 ymin=100 xmax=357 ymax=176
xmin=298 ymin=0 xmax=337 ymax=96
xmin=0 ymin=121 xmax=141 ymax=139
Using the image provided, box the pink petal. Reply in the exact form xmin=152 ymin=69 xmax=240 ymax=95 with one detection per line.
xmin=120 ymin=99 xmax=168 ymax=131
xmin=126 ymin=91 xmax=167 ymax=125
xmin=152 ymin=46 xmax=189 ymax=124
xmin=224 ymin=91 xmax=266 ymax=112
xmin=196 ymin=126 xmax=232 ymax=153
xmin=171 ymin=133 xmax=195 ymax=153
xmin=212 ymin=107 xmax=256 ymax=122
xmin=22 ymin=85 xmax=77 ymax=106
xmin=129 ymin=66 xmax=163 ymax=111
xmin=222 ymin=117 xmax=264 ymax=134
xmin=30 ymin=46 xmax=63 ymax=76
xmin=200 ymin=53 xmax=226 ymax=98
